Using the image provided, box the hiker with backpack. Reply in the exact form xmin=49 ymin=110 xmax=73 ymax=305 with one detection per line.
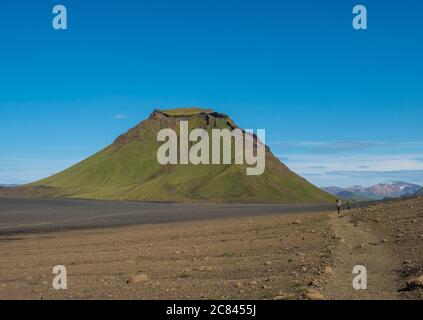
xmin=336 ymin=199 xmax=342 ymax=214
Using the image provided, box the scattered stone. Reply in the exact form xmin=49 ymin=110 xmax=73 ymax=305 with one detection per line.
xmin=178 ymin=272 xmax=190 ymax=279
xmin=264 ymin=261 xmax=272 ymax=266
xmin=274 ymin=293 xmax=287 ymax=300
xmin=381 ymin=238 xmax=388 ymax=243
xmin=292 ymin=220 xmax=301 ymax=225
xmin=406 ymin=275 xmax=423 ymax=290
xmin=308 ymin=280 xmax=317 ymax=286
xmin=127 ymin=273 xmax=149 ymax=284
xmin=304 ymin=289 xmax=325 ymax=300
xmin=323 ymin=266 xmax=334 ymax=275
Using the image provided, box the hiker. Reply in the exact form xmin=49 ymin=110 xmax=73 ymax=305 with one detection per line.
xmin=336 ymin=199 xmax=342 ymax=214
xmin=346 ymin=201 xmax=351 ymax=210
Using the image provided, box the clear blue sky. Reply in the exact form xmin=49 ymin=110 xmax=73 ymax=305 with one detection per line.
xmin=1 ymin=0 xmax=423 ymax=187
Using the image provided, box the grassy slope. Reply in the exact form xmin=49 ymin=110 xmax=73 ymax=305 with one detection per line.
xmin=31 ymin=109 xmax=334 ymax=203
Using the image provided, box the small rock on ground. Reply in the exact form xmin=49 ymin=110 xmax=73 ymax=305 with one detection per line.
xmin=127 ymin=273 xmax=149 ymax=284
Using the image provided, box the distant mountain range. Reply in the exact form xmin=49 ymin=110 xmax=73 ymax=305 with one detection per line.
xmin=0 ymin=184 xmax=19 ymax=188
xmin=322 ymin=181 xmax=422 ymax=201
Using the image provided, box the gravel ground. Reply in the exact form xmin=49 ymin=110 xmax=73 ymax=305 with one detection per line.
xmin=0 ymin=196 xmax=422 ymax=300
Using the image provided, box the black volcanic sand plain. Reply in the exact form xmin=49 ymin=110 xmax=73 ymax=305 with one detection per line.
xmin=0 ymin=197 xmax=335 ymax=234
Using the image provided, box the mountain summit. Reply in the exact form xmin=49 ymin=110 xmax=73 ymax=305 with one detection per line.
xmin=26 ymin=108 xmax=333 ymax=203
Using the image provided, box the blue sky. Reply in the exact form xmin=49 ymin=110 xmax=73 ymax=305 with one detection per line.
xmin=1 ymin=0 xmax=423 ymax=187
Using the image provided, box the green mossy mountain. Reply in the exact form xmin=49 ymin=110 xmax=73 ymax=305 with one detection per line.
xmin=29 ymin=108 xmax=334 ymax=203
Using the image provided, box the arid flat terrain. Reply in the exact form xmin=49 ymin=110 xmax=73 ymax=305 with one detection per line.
xmin=0 ymin=197 xmax=422 ymax=300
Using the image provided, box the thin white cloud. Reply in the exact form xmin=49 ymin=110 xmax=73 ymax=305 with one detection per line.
xmin=270 ymin=140 xmax=423 ymax=154
xmin=0 ymin=158 xmax=79 ymax=185
xmin=113 ymin=114 xmax=128 ymax=120
xmin=278 ymin=151 xmax=423 ymax=187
